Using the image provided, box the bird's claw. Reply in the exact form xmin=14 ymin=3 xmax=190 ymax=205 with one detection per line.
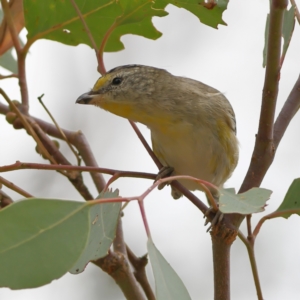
xmin=204 ymin=208 xmax=223 ymax=232
xmin=155 ymin=166 xmax=174 ymax=190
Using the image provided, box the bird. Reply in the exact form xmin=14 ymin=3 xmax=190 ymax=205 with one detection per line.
xmin=76 ymin=64 xmax=238 ymax=202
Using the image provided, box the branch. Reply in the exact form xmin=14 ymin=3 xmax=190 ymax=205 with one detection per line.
xmin=274 ymin=74 xmax=300 ymax=147
xmin=0 ymin=176 xmax=33 ymax=198
xmin=0 ymin=161 xmax=156 ymax=180
xmin=127 ymin=246 xmax=155 ymax=300
xmin=94 ymin=251 xmax=146 ymax=300
xmin=235 ymin=0 xmax=287 ymax=227
xmin=0 ymin=101 xmax=107 ymax=192
xmin=0 ymin=0 xmax=29 ymax=112
xmin=0 ymin=0 xmax=21 ymax=52
xmin=211 ymin=231 xmax=231 ymax=300
xmin=0 ymin=73 xmax=18 ymax=79
xmin=0 ymin=189 xmax=13 ymax=208
xmin=237 ymin=231 xmax=263 ymax=300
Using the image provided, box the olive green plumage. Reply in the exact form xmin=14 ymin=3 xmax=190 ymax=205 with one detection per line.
xmin=76 ymin=65 xmax=239 ymax=199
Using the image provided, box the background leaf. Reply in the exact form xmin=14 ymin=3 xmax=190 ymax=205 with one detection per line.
xmin=153 ymin=0 xmax=229 ymax=28
xmin=262 ymin=13 xmax=269 ymax=68
xmin=147 ymin=238 xmax=191 ymax=300
xmin=276 ymin=178 xmax=300 ymax=218
xmin=24 ymin=0 xmax=167 ymax=52
xmin=69 ymin=190 xmax=121 ymax=274
xmin=0 ymin=198 xmax=91 ymax=289
xmin=219 ymin=187 xmax=272 ymax=214
xmin=0 ymin=48 xmax=18 ymax=73
xmin=282 ymin=6 xmax=295 ymax=61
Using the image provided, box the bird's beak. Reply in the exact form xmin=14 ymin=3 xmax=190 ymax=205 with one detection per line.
xmin=76 ymin=92 xmax=94 ymax=104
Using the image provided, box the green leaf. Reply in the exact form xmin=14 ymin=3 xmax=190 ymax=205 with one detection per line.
xmin=218 ymin=187 xmax=272 ymax=214
xmin=0 ymin=193 xmax=121 ymax=289
xmin=262 ymin=13 xmax=270 ymax=68
xmin=69 ymin=190 xmax=121 ymax=274
xmin=154 ymin=0 xmax=229 ymax=29
xmin=0 ymin=199 xmax=89 ymax=289
xmin=263 ymin=6 xmax=295 ymax=68
xmin=282 ymin=6 xmax=295 ymax=61
xmin=147 ymin=238 xmax=191 ymax=300
xmin=276 ymin=178 xmax=300 ymax=218
xmin=0 ymin=48 xmax=18 ymax=73
xmin=24 ymin=0 xmax=167 ymax=52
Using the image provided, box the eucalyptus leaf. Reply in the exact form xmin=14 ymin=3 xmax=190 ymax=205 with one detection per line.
xmin=276 ymin=178 xmax=300 ymax=218
xmin=147 ymin=238 xmax=191 ymax=300
xmin=219 ymin=187 xmax=272 ymax=214
xmin=69 ymin=190 xmax=121 ymax=274
xmin=24 ymin=0 xmax=167 ymax=52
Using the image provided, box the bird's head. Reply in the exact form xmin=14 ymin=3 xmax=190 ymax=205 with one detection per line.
xmin=76 ymin=65 xmax=172 ymax=124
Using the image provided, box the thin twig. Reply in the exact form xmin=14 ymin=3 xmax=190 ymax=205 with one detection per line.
xmin=274 ymin=75 xmax=300 ymax=147
xmin=0 ymin=89 xmax=56 ymax=164
xmin=253 ymin=209 xmax=300 ymax=237
xmin=129 ymin=121 xmax=162 ymax=169
xmin=0 ymin=0 xmax=22 ymax=52
xmin=126 ymin=246 xmax=155 ymax=300
xmin=0 ymin=0 xmax=29 ymax=111
xmin=0 ymin=101 xmax=107 ymax=192
xmin=0 ymin=189 xmax=13 ymax=207
xmin=113 ymin=216 xmax=127 ymax=254
xmin=246 ymin=215 xmax=252 ymax=237
xmin=97 ymin=22 xmax=117 ymax=74
xmin=37 ymin=94 xmax=81 ymax=165
xmin=0 ymin=176 xmax=33 ymax=198
xmin=0 ymin=161 xmax=156 ymax=180
xmin=138 ymin=200 xmax=151 ymax=238
xmin=71 ymin=131 xmax=106 ymax=192
xmin=0 ymin=73 xmax=18 ymax=79
xmin=237 ymin=230 xmax=263 ymax=300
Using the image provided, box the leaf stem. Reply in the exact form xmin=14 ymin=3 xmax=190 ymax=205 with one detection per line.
xmin=237 ymin=231 xmax=263 ymax=300
xmin=253 ymin=209 xmax=300 ymax=237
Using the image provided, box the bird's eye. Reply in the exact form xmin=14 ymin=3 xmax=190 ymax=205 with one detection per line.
xmin=112 ymin=77 xmax=123 ymax=85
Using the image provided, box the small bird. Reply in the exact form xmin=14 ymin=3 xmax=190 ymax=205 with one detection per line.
xmin=76 ymin=65 xmax=238 ymax=200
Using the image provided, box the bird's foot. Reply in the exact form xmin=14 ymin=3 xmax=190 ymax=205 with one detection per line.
xmin=155 ymin=166 xmax=174 ymax=190
xmin=155 ymin=166 xmax=182 ymax=199
xmin=204 ymin=207 xmax=223 ymax=232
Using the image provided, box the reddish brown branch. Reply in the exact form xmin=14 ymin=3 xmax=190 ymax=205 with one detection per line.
xmin=235 ymin=0 xmax=288 ymax=228
xmin=127 ymin=246 xmax=155 ymax=300
xmin=94 ymin=251 xmax=145 ymax=300
xmin=0 ymin=101 xmax=106 ymax=192
xmin=0 ymin=189 xmax=13 ymax=208
xmin=0 ymin=161 xmax=156 ymax=180
xmin=0 ymin=176 xmax=33 ymax=198
xmin=274 ymin=74 xmax=300 ymax=147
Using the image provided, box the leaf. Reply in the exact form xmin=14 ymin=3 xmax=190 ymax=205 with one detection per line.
xmin=262 ymin=13 xmax=269 ymax=68
xmin=0 ymin=199 xmax=89 ymax=289
xmin=154 ymin=0 xmax=229 ymax=29
xmin=276 ymin=178 xmax=300 ymax=218
xmin=0 ymin=193 xmax=121 ymax=289
xmin=263 ymin=6 xmax=295 ymax=68
xmin=147 ymin=238 xmax=191 ymax=300
xmin=218 ymin=187 xmax=272 ymax=214
xmin=282 ymin=6 xmax=295 ymax=61
xmin=69 ymin=190 xmax=121 ymax=274
xmin=0 ymin=48 xmax=18 ymax=73
xmin=23 ymin=0 xmax=167 ymax=52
